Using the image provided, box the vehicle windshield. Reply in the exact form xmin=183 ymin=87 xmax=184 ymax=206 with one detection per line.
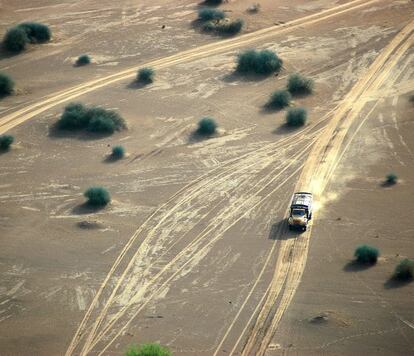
xmin=292 ymin=209 xmax=306 ymax=216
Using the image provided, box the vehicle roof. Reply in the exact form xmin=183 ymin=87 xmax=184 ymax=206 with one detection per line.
xmin=291 ymin=192 xmax=313 ymax=207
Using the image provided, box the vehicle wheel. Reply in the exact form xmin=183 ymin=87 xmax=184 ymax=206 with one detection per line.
xmin=302 ymin=226 xmax=307 ymax=232
xmin=309 ymin=213 xmax=312 ymax=220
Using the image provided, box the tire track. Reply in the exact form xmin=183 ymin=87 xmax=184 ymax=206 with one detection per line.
xmin=1 ymin=0 xmax=380 ymax=136
xmin=239 ymin=19 xmax=414 ymax=356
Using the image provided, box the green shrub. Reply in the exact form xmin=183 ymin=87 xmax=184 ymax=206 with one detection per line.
xmin=137 ymin=67 xmax=154 ymax=84
xmin=266 ymin=90 xmax=291 ymax=109
xmin=198 ymin=8 xmax=225 ymax=21
xmin=287 ymin=73 xmax=314 ymax=95
xmin=203 ymin=0 xmax=223 ymax=5
xmin=76 ymin=54 xmax=91 ymax=66
xmin=197 ymin=117 xmax=217 ymax=136
xmin=3 ymin=26 xmax=28 ymax=53
xmin=286 ymin=107 xmax=307 ymax=127
xmin=393 ymin=259 xmax=414 ymax=280
xmin=18 ymin=22 xmax=51 ymax=43
xmin=236 ymin=49 xmax=283 ymax=75
xmin=57 ymin=103 xmax=126 ymax=134
xmin=386 ymin=173 xmax=398 ymax=185
xmin=354 ymin=245 xmax=379 ymax=264
xmin=0 ymin=73 xmax=15 ymax=97
xmin=216 ymin=19 xmax=243 ymax=35
xmin=125 ymin=343 xmax=172 ymax=356
xmin=0 ymin=135 xmax=14 ymax=150
xmin=112 ymin=145 xmax=125 ymax=159
xmin=84 ymin=187 xmax=111 ymax=207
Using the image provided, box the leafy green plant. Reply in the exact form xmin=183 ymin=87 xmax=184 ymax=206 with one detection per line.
xmin=111 ymin=145 xmax=125 ymax=159
xmin=197 ymin=117 xmax=217 ymax=136
xmin=0 ymin=135 xmax=14 ymax=150
xmin=84 ymin=187 xmax=111 ymax=207
xmin=18 ymin=22 xmax=51 ymax=43
xmin=385 ymin=173 xmax=398 ymax=185
xmin=287 ymin=73 xmax=314 ymax=95
xmin=286 ymin=107 xmax=307 ymax=127
xmin=125 ymin=343 xmax=172 ymax=356
xmin=236 ymin=49 xmax=283 ymax=75
xmin=393 ymin=259 xmax=414 ymax=281
xmin=137 ymin=67 xmax=155 ymax=84
xmin=0 ymin=73 xmax=15 ymax=97
xmin=266 ymin=90 xmax=291 ymax=109
xmin=354 ymin=245 xmax=379 ymax=265
xmin=198 ymin=8 xmax=225 ymax=21
xmin=76 ymin=54 xmax=91 ymax=66
xmin=57 ymin=103 xmax=126 ymax=134
xmin=3 ymin=26 xmax=28 ymax=53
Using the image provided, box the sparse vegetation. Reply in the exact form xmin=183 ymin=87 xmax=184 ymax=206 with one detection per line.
xmin=198 ymin=8 xmax=225 ymax=22
xmin=393 ymin=259 xmax=414 ymax=281
xmin=266 ymin=89 xmax=291 ymax=110
xmin=57 ymin=103 xmax=126 ymax=134
xmin=286 ymin=107 xmax=307 ymax=127
xmin=3 ymin=26 xmax=28 ymax=53
xmin=0 ymin=73 xmax=15 ymax=97
xmin=111 ymin=145 xmax=125 ymax=159
xmin=385 ymin=173 xmax=398 ymax=185
xmin=0 ymin=135 xmax=14 ymax=150
xmin=137 ymin=67 xmax=155 ymax=84
xmin=354 ymin=245 xmax=379 ymax=265
xmin=2 ymin=22 xmax=51 ymax=53
xmin=287 ymin=73 xmax=314 ymax=95
xmin=84 ymin=187 xmax=111 ymax=207
xmin=76 ymin=54 xmax=91 ymax=66
xmin=125 ymin=343 xmax=172 ymax=356
xmin=197 ymin=117 xmax=217 ymax=136
xmin=236 ymin=49 xmax=283 ymax=75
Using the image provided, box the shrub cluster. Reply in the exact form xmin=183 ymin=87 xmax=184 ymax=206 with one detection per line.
xmin=354 ymin=245 xmax=379 ymax=265
xmin=197 ymin=117 xmax=217 ymax=136
xmin=125 ymin=343 xmax=172 ymax=356
xmin=57 ymin=103 xmax=126 ymax=134
xmin=84 ymin=187 xmax=111 ymax=207
xmin=266 ymin=90 xmax=291 ymax=110
xmin=286 ymin=107 xmax=307 ymax=127
xmin=137 ymin=67 xmax=155 ymax=84
xmin=3 ymin=22 xmax=51 ymax=53
xmin=0 ymin=135 xmax=14 ymax=150
xmin=236 ymin=49 xmax=283 ymax=75
xmin=287 ymin=73 xmax=314 ymax=95
xmin=111 ymin=145 xmax=125 ymax=159
xmin=76 ymin=54 xmax=91 ymax=66
xmin=393 ymin=259 xmax=414 ymax=281
xmin=0 ymin=73 xmax=15 ymax=97
xmin=198 ymin=8 xmax=225 ymax=22
xmin=385 ymin=173 xmax=398 ymax=185
xmin=215 ymin=19 xmax=244 ymax=35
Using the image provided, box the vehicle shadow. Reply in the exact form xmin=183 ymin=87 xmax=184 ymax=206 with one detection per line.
xmin=268 ymin=219 xmax=300 ymax=240
xmin=343 ymin=260 xmax=375 ymax=272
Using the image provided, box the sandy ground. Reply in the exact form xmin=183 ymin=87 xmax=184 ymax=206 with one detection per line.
xmin=0 ymin=1 xmax=413 ymax=355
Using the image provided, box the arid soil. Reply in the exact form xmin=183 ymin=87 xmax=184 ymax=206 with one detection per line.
xmin=0 ymin=1 xmax=413 ymax=355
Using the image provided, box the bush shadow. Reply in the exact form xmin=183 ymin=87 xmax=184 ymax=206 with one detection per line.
xmin=188 ymin=130 xmax=215 ymax=143
xmin=380 ymin=181 xmax=397 ymax=188
xmin=384 ymin=276 xmax=412 ymax=289
xmin=343 ymin=260 xmax=375 ymax=272
xmin=72 ymin=202 xmax=106 ymax=215
xmin=48 ymin=122 xmax=114 ymax=141
xmin=222 ymin=71 xmax=279 ymax=84
xmin=0 ymin=46 xmax=19 ymax=61
xmin=126 ymin=80 xmax=149 ymax=90
xmin=272 ymin=123 xmax=301 ymax=135
xmin=103 ymin=154 xmax=122 ymax=163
